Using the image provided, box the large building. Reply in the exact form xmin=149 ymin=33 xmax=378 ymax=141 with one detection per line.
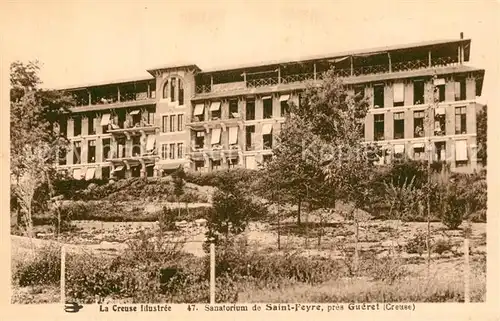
xmin=56 ymin=34 xmax=485 ymax=180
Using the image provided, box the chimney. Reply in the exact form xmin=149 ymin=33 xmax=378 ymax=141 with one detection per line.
xmin=460 ymin=32 xmax=464 ymax=39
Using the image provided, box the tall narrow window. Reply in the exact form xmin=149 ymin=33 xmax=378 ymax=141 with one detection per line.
xmin=229 ymin=99 xmax=239 ymax=118
xmin=374 ymin=114 xmax=384 ymax=141
xmin=177 ymin=114 xmax=184 ymax=131
xmin=434 ymin=78 xmax=446 ymax=102
xmin=161 ymin=144 xmax=168 ymax=159
xmin=177 ymin=143 xmax=183 ymax=159
xmin=413 ymin=111 xmax=425 ymax=138
xmin=393 ymin=112 xmax=405 ymax=139
xmin=169 ymin=143 xmax=175 ymax=159
xmin=263 ymin=97 xmax=273 ymax=119
xmin=170 ymin=77 xmax=176 ymax=102
xmin=58 ymin=147 xmax=66 ymax=165
xmin=413 ymin=80 xmax=424 ymax=105
xmin=178 ymin=79 xmax=184 ymax=105
xmin=280 ymin=94 xmax=290 ymax=117
xmin=73 ymin=141 xmax=81 ymax=164
xmin=162 ymin=80 xmax=169 ymax=99
xmin=162 ymin=116 xmax=168 ymax=133
xmin=434 ymin=108 xmax=446 ymax=136
xmin=88 ymin=114 xmax=96 ymax=135
xmin=373 ymin=84 xmax=384 ymax=108
xmin=195 ymin=131 xmax=205 ymax=149
xmin=393 ymin=82 xmax=405 ymax=107
xmin=246 ymin=98 xmax=255 ymax=120
xmin=102 ymin=138 xmax=111 ymax=160
xmin=455 ymin=106 xmax=467 ymax=134
xmin=455 ymin=78 xmax=467 ymax=101
xmin=262 ymin=124 xmax=273 ymax=149
xmin=148 ymin=112 xmax=155 ymax=125
xmin=87 ymin=140 xmax=96 ymax=163
xmin=246 ymin=125 xmax=255 ymax=150
xmin=73 ymin=116 xmax=82 ymax=136
xmin=169 ymin=115 xmax=175 ymax=132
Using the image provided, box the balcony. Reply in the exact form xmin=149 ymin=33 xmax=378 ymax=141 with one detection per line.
xmin=107 ymin=122 xmax=160 ymax=138
xmin=187 ymin=145 xmax=242 ymax=160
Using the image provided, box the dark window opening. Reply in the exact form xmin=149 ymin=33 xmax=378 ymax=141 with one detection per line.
xmin=162 ymin=116 xmax=168 ymax=133
xmin=373 ymin=84 xmax=384 ymax=108
xmin=146 ymin=165 xmax=154 ymax=177
xmin=246 ymin=98 xmax=255 ymax=120
xmin=455 ymin=107 xmax=467 ymax=134
xmin=262 ymin=154 xmax=272 ymax=164
xmin=413 ymin=111 xmax=425 ymax=138
xmin=178 ymin=79 xmax=184 ymax=105
xmin=211 ymin=108 xmax=221 ymax=120
xmin=228 ymin=157 xmax=238 ymax=169
xmin=102 ymin=138 xmax=111 ymax=160
xmin=88 ymin=140 xmax=96 ymax=163
xmin=102 ymin=166 xmax=110 ymax=179
xmin=229 ymin=99 xmax=239 ymax=118
xmin=456 ymin=160 xmax=468 ymax=167
xmin=169 ymin=143 xmax=175 ymax=159
xmin=169 ymin=115 xmax=175 ymax=132
xmin=280 ymin=101 xmax=289 ymax=117
xmin=59 ymin=117 xmax=67 ymax=137
xmin=131 ymin=166 xmax=141 ymax=178
xmin=73 ymin=141 xmax=81 ymax=164
xmin=455 ymin=78 xmax=467 ymax=101
xmin=170 ymin=77 xmax=176 ymax=102
xmin=435 ymin=142 xmax=446 ymax=161
xmin=246 ymin=126 xmax=255 ymax=151
xmin=263 ymin=134 xmax=273 ymax=149
xmin=211 ymin=159 xmax=221 ymax=171
xmin=195 ymin=160 xmax=204 ymax=172
xmin=149 ymin=81 xmax=156 ymax=99
xmin=58 ymin=147 xmax=66 ymax=165
xmin=117 ymin=110 xmax=126 ymax=128
xmin=132 ymin=113 xmax=141 ymax=127
xmin=413 ymin=80 xmax=425 ymax=105
xmin=195 ymin=131 xmax=205 ymax=149
xmin=88 ymin=114 xmax=95 ymax=135
xmin=178 ymin=114 xmax=184 ymax=131
xmin=413 ymin=147 xmax=425 ymax=160
xmin=73 ymin=117 xmax=82 ymax=137
xmin=374 ymin=114 xmax=384 ymax=141
xmin=393 ymin=112 xmax=405 ymax=139
xmin=162 ymin=80 xmax=169 ymax=99
xmin=434 ymin=113 xmax=446 ymax=136
xmin=263 ymin=98 xmax=273 ymax=119
xmin=437 ymin=84 xmax=445 ymax=102
xmin=132 ymin=136 xmax=141 ymax=156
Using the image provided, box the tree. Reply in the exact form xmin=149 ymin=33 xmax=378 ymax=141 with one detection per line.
xmin=476 ymin=105 xmax=487 ymax=166
xmin=172 ymin=166 xmax=186 ymax=217
xmin=10 ymin=60 xmax=73 ymax=235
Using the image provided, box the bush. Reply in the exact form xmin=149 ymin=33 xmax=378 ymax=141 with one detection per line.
xmin=439 ymin=191 xmax=466 ymax=230
xmin=14 ymin=244 xmax=61 ymax=287
xmin=158 ymin=207 xmax=177 ymax=232
xmin=433 ymin=239 xmax=452 ymax=255
xmin=361 ymin=255 xmax=408 ymax=285
xmin=405 ymin=231 xmax=427 ymax=255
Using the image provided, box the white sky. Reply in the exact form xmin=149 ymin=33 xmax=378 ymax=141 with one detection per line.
xmin=2 ymin=1 xmax=499 ymax=105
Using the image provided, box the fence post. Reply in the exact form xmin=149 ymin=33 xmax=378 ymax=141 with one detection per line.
xmin=61 ymin=245 xmax=66 ymax=304
xmin=464 ymin=238 xmax=470 ymax=303
xmin=210 ymin=242 xmax=215 ymax=304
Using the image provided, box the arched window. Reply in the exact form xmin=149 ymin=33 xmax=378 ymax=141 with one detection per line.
xmin=178 ymin=79 xmax=184 ymax=105
xmin=162 ymin=79 xmax=169 ymax=99
xmin=170 ymin=77 xmax=176 ymax=102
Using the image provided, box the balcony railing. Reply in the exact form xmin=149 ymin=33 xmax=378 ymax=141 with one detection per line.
xmin=194 ymin=57 xmax=461 ymax=95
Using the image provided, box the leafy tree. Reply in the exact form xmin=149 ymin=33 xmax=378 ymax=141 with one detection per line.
xmin=10 ymin=60 xmax=74 ymax=235
xmin=172 ymin=166 xmax=186 ymax=217
xmin=476 ymin=105 xmax=487 ymax=166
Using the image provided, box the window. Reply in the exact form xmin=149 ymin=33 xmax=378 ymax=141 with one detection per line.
xmin=169 ymin=143 xmax=175 ymax=159
xmin=434 ymin=78 xmax=445 ymax=102
xmin=246 ymin=98 xmax=255 ymax=120
xmin=132 ymin=136 xmax=141 ymax=156
xmin=434 ymin=108 xmax=446 ymax=136
xmin=393 ymin=112 xmax=404 ymax=139
xmin=148 ymin=112 xmax=155 ymax=125
xmin=413 ymin=146 xmax=425 ymax=160
xmin=101 ymin=114 xmax=110 ymax=134
xmin=58 ymin=147 xmax=66 ymax=165
xmin=195 ymin=131 xmax=205 ymax=149
xmin=374 ymin=114 xmax=384 ymax=141
xmin=73 ymin=116 xmax=82 ymax=136
xmin=88 ymin=140 xmax=96 ymax=163
xmin=262 ymin=123 xmax=273 ymax=150
xmin=455 ymin=107 xmax=467 ymax=134
xmin=210 ymin=101 xmax=221 ymax=120
xmin=162 ymin=80 xmax=169 ymax=99
xmin=393 ymin=82 xmax=405 ymax=107
xmin=101 ymin=166 xmax=110 ymax=179
xmin=455 ymin=78 xmax=466 ymax=101
xmin=102 ymin=138 xmax=111 ymax=160
xmin=435 ymin=142 xmax=446 ymax=161
xmin=413 ymin=80 xmax=424 ymax=105
xmin=413 ymin=111 xmax=425 ymax=138
xmin=262 ymin=154 xmax=272 ymax=164
xmin=279 ymin=94 xmax=290 ymax=117
xmin=88 ymin=114 xmax=96 ymax=135
xmin=212 ymin=159 xmax=221 ymax=171
xmin=162 ymin=116 xmax=168 ymax=133
xmin=455 ymin=140 xmax=468 ymax=166
xmin=246 ymin=125 xmax=255 ymax=151
xmin=229 ymin=99 xmax=239 ymax=118
xmin=195 ymin=160 xmax=205 ymax=172
xmin=178 ymin=79 xmax=184 ymax=105
xmin=228 ymin=157 xmax=238 ymax=169
xmin=131 ymin=111 xmax=141 ymax=126
xmin=169 ymin=115 xmax=175 ymax=132
xmin=263 ymin=97 xmax=273 ymax=118
xmin=59 ymin=117 xmax=67 ymax=137
xmin=73 ymin=141 xmax=81 ymax=164
xmin=117 ymin=110 xmax=126 ymax=128
xmin=170 ymin=77 xmax=176 ymax=102
xmin=177 ymin=143 xmax=183 ymax=159
xmin=161 ymin=144 xmax=168 ymax=159
xmin=373 ymin=84 xmax=384 ymax=108
xmin=177 ymin=114 xmax=184 ymax=131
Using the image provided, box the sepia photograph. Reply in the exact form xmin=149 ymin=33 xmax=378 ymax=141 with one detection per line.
xmin=3 ymin=0 xmax=497 ymax=316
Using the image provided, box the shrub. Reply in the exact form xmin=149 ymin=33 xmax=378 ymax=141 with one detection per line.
xmin=14 ymin=244 xmax=61 ymax=287
xmin=361 ymin=255 xmax=408 ymax=285
xmin=439 ymin=191 xmax=466 ymax=230
xmin=158 ymin=207 xmax=177 ymax=232
xmin=405 ymin=231 xmax=427 ymax=255
xmin=433 ymin=239 xmax=452 ymax=255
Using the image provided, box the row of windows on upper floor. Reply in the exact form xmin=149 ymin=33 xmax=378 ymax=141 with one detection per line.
xmin=372 ymin=106 xmax=468 ymax=141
